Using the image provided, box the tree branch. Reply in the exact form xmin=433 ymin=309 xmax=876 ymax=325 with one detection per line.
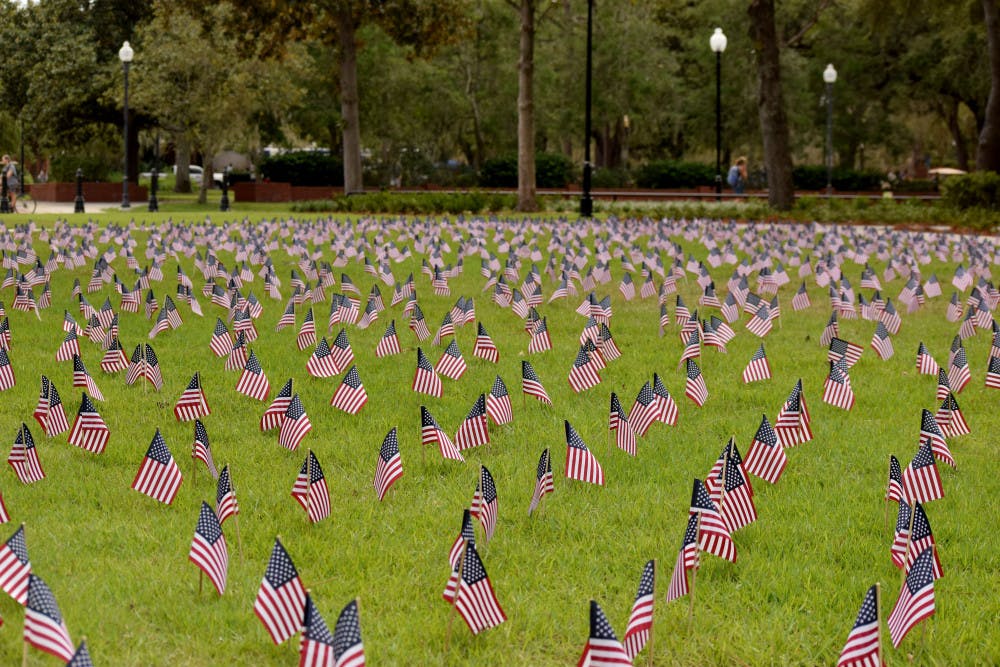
xmin=782 ymin=0 xmax=835 ymax=49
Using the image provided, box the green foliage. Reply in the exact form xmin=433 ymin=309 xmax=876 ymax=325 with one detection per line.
xmin=589 ymin=168 xmax=632 ymax=189
xmin=634 ymin=160 xmax=714 ymax=189
xmin=260 ymin=152 xmax=345 ymax=186
xmin=941 ymin=172 xmax=1000 ymax=211
xmin=479 ymin=153 xmax=574 ymax=189
xmin=792 ymin=165 xmax=884 ymax=191
xmin=49 ymin=136 xmax=120 ymax=182
xmin=290 ymin=190 xmax=516 ymax=214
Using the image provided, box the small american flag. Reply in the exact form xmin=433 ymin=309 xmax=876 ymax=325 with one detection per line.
xmin=684 ymin=358 xmax=708 ymax=407
xmin=435 ymin=339 xmax=468 ymax=380
xmin=188 ymin=501 xmax=228 ymax=595
xmin=331 ymin=598 xmax=365 ymax=667
xmin=144 ymin=344 xmax=164 ymax=391
xmin=472 ymin=322 xmax=500 ymax=363
xmin=174 ymin=372 xmax=211 ymax=421
xmin=260 ymin=378 xmax=293 ymax=431
xmin=450 ymin=541 xmax=506 ymax=635
xmin=34 ymin=376 xmax=69 ymax=437
xmin=828 ymin=337 xmax=863 ymax=367
xmin=743 ymin=414 xmax=786 ymax=484
xmin=947 ymin=346 xmax=971 ymax=394
xmin=131 ymin=429 xmax=183 ymax=504
xmin=296 ymin=308 xmax=317 ymax=350
xmin=622 ymin=560 xmax=655 ymax=660
xmin=254 ymin=537 xmax=307 ymax=645
xmin=373 ymin=427 xmax=403 ymax=501
xmin=564 ymin=420 xmax=604 ymax=485
xmin=216 ymin=464 xmax=239 ymax=525
xmin=652 ymin=372 xmax=680 ymax=427
xmin=485 ymin=375 xmax=513 ymax=426
xmin=225 ymin=331 xmax=248 ymax=372
xmin=448 ymin=509 xmax=476 ymax=569
xmin=919 ymin=409 xmax=954 ymax=468
xmin=836 ymin=584 xmax=881 ymax=667
xmin=25 ymin=574 xmax=75 ymax=662
xmin=236 ymin=349 xmax=271 ymax=401
xmin=741 ymin=344 xmax=772 ymax=383
xmin=629 ymin=381 xmax=658 ymax=437
xmin=887 ymin=547 xmax=936 ymax=648
xmin=330 ymin=366 xmax=368 ymax=415
xmin=915 ymin=341 xmax=939 ymax=375
xmin=9 ymin=423 xmax=45 ymax=484
xmin=330 ymin=329 xmax=355 ymax=372
xmin=67 ymin=392 xmax=109 ymax=454
xmin=0 ymin=524 xmax=31 ymax=604
xmin=576 ymin=599 xmax=630 ymax=666
xmin=279 ymin=394 xmax=313 ymax=451
xmin=902 ymin=440 xmax=944 ymax=504
xmin=690 ymin=478 xmax=736 ymax=562
xmin=568 ymin=347 xmax=601 ymax=393
xmin=609 ymin=392 xmax=636 ymax=456
xmin=528 ymin=317 xmax=552 ymax=353
xmin=666 ymin=514 xmax=699 ymax=602
xmin=871 ymin=321 xmax=894 ymax=360
xmin=528 ymin=448 xmax=553 ymax=516
xmin=420 ymin=406 xmax=463 ymax=462
xmin=412 ymin=348 xmax=443 ymax=398
xmin=375 ymin=319 xmax=401 ymax=358
xmin=306 ymin=338 xmax=340 ymax=378
xmin=292 ymin=450 xmax=331 ymax=522
xmin=299 ymin=594 xmax=335 ymax=667
xmin=456 ymin=394 xmax=490 ymax=450
xmin=192 ymin=419 xmax=219 ymax=479
xmin=470 ymin=465 xmax=498 ymax=544
xmin=72 ymin=354 xmax=104 ymax=402
xmin=822 ymin=359 xmax=855 ymax=411
xmin=55 ymin=329 xmax=80 ymax=362
xmin=936 ymin=392 xmax=970 ymax=437
xmin=521 ymin=360 xmax=552 ymax=405
xmin=66 ymin=640 xmax=94 ymax=667
xmin=886 ymin=455 xmax=904 ymax=503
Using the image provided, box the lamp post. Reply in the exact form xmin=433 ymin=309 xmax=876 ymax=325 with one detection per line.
xmin=580 ymin=0 xmax=594 ymax=218
xmin=119 ymin=40 xmax=134 ymax=209
xmin=148 ymin=129 xmax=159 ymax=212
xmin=710 ymin=28 xmax=727 ymax=201
xmin=823 ymin=63 xmax=837 ymax=197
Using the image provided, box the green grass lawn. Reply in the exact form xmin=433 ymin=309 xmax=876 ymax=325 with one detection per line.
xmin=0 ymin=212 xmax=997 ymax=665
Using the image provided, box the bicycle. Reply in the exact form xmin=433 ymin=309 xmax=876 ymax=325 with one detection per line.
xmin=15 ymin=189 xmax=35 ymax=214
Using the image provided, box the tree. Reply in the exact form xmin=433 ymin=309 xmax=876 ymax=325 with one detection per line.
xmin=979 ymin=0 xmax=1000 ymax=171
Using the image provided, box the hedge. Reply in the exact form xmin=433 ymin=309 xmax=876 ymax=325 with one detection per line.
xmin=479 ymin=153 xmax=575 ymax=188
xmin=260 ymin=152 xmax=344 ymax=186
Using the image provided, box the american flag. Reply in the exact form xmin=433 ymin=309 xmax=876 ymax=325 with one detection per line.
xmin=485 ymin=375 xmax=513 ymax=426
xmin=470 ymin=465 xmax=498 ymax=544
xmin=331 ymin=598 xmax=365 ymax=667
xmin=521 ymin=360 xmax=552 ymax=405
xmin=254 ymin=537 xmax=308 ymax=645
xmin=275 ymin=301 xmax=296 ymax=331
xmin=408 ymin=303 xmax=431 ymax=340
xmin=446 ymin=540 xmax=506 ymax=635
xmin=746 ymin=304 xmax=773 ymax=337
xmin=935 ymin=368 xmax=952 ymax=401
xmin=684 ymin=358 xmax=708 ymax=407
xmin=299 ymin=594 xmax=335 ymax=667
xmin=919 ymin=409 xmax=954 ymax=468
xmin=987 ymin=355 xmax=1000 ymax=389
xmin=887 ymin=547 xmax=936 ymax=648
xmin=456 ymin=394 xmax=490 ymax=450
xmin=100 ymin=335 xmax=128 ymax=373
xmin=885 ymin=455 xmax=904 ymax=503
xmin=871 ymin=321 xmax=894 ymax=360
xmin=902 ymin=501 xmax=944 ymax=579
xmin=330 ymin=365 xmax=368 ymax=415
xmin=373 ymin=427 xmax=403 ymax=501
xmin=72 ymin=354 xmax=104 ymax=402
xmin=174 ymin=372 xmax=211 ymax=421
xmin=902 ymin=439 xmax=944 ymax=504
xmin=306 ymin=338 xmax=340 ymax=378
xmin=188 ymin=501 xmax=228 ymax=595
xmin=936 ymin=392 xmax=970 ymax=437
xmin=375 ymin=319 xmax=401 ymax=358
xmin=915 ymin=341 xmax=939 ymax=375
xmin=528 ymin=316 xmax=553 ymax=353
xmin=690 ymin=478 xmax=736 ymax=562
xmin=712 ymin=447 xmax=758 ymax=532
xmin=744 ymin=413 xmax=786 ymax=484
xmin=828 ymin=337 xmax=863 ymax=367
xmin=24 ymin=574 xmax=75 ymax=662
xmin=836 ymin=584 xmax=881 ymax=667
xmin=144 ymin=344 xmax=164 ymax=390
xmin=66 ymin=639 xmax=94 ymax=667
xmin=279 ymin=394 xmax=313 ymax=451
xmin=9 ymin=423 xmax=45 ymax=484
xmin=622 ymin=560 xmax=655 ymax=660
xmin=791 ymin=281 xmax=811 ymax=311
xmin=946 ymin=346 xmax=970 ymax=394
xmin=55 ymin=329 xmax=80 ymax=362
xmin=225 ymin=331 xmax=248 ymax=372
xmin=421 ymin=406 xmax=463 ymax=462
xmin=216 ymin=464 xmax=239 ymax=525
xmin=565 ymin=420 xmax=604 ymax=485
xmin=823 ymin=358 xmax=855 ymax=410
xmin=412 ymin=348 xmax=443 ymax=398
xmin=448 ymin=509 xmax=476 ymax=569
xmin=528 ymin=448 xmax=554 ymax=516
xmin=192 ymin=419 xmax=219 ymax=479
xmin=131 ymin=429 xmax=183 ymax=504
xmin=260 ymin=378 xmax=293 ymax=431
xmin=742 ymin=344 xmax=772 ymax=383
xmin=292 ymin=450 xmax=331 ymax=522
xmin=432 ymin=312 xmax=455 ymax=346
xmin=34 ymin=376 xmax=69 ymax=437
xmin=236 ymin=349 xmax=271 ymax=401
xmin=472 ymin=322 xmax=500 ymax=363
xmin=651 ymin=372 xmax=680 ymax=426
xmin=0 ymin=523 xmax=30 ymax=604
xmin=820 ymin=311 xmax=839 ymax=346
xmin=296 ymin=308 xmax=317 ymax=350
xmin=330 ymin=328 xmax=355 ymax=371
xmin=890 ymin=499 xmax=912 ymax=571
xmin=666 ymin=513 xmax=700 ymax=602
xmin=435 ymin=339 xmax=468 ymax=380
xmin=678 ymin=328 xmax=701 ymax=366
xmin=609 ymin=392 xmax=636 ymax=456
xmin=67 ymin=392 xmax=109 ymax=454
xmin=576 ymin=599 xmax=630 ymax=666
xmin=629 ymin=381 xmax=658 ymax=437
xmin=359 ymin=298 xmax=379 ymax=330
xmin=568 ymin=346 xmax=601 ymax=393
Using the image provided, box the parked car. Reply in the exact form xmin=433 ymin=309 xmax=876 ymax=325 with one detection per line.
xmin=178 ymin=165 xmax=226 ymax=187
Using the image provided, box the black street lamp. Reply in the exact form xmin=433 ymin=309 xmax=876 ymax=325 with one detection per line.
xmin=823 ymin=63 xmax=838 ymax=197
xmin=710 ymin=28 xmax=727 ymax=202
xmin=148 ymin=129 xmax=159 ymax=212
xmin=119 ymin=40 xmax=134 ymax=209
xmin=580 ymin=0 xmax=594 ymax=219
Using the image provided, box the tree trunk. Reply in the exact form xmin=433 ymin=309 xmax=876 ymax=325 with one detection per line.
xmin=338 ymin=7 xmax=364 ymax=194
xmin=174 ymin=134 xmax=192 ymax=193
xmin=516 ymin=0 xmax=537 ymax=212
xmin=946 ymin=99 xmax=970 ymax=172
xmin=198 ymin=152 xmax=212 ymax=205
xmin=977 ymin=0 xmax=1000 ymax=172
xmin=749 ymin=0 xmax=795 ymax=209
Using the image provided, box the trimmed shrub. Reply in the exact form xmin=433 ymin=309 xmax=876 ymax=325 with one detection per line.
xmin=590 ymin=168 xmax=632 ymax=188
xmin=51 ymin=153 xmax=114 ymax=182
xmin=260 ymin=152 xmax=344 ymax=186
xmin=792 ymin=165 xmax=882 ymax=191
xmin=941 ymin=172 xmax=1000 ymax=211
xmin=479 ymin=153 xmax=575 ymax=188
xmin=634 ymin=161 xmax=714 ymax=189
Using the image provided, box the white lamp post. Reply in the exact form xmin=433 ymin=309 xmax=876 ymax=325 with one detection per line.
xmin=823 ymin=63 xmax=837 ymax=197
xmin=119 ymin=41 xmax=134 ymax=209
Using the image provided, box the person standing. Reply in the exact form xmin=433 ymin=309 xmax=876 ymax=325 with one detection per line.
xmin=2 ymin=155 xmax=19 ymax=211
xmin=727 ymin=156 xmax=748 ymax=195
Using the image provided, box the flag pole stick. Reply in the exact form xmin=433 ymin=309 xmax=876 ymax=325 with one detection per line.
xmin=875 ymin=582 xmax=884 ymax=667
xmin=306 ymin=448 xmax=313 ymax=522
xmin=688 ymin=515 xmax=702 ymax=628
xmin=647 ymin=558 xmax=657 ymax=667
